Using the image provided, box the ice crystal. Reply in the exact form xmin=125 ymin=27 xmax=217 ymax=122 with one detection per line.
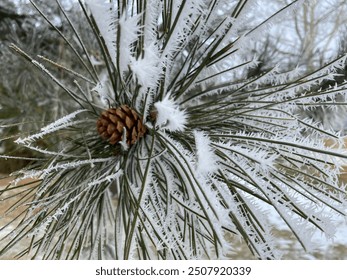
xmin=194 ymin=130 xmax=218 ymax=175
xmin=154 ymin=96 xmax=188 ymax=132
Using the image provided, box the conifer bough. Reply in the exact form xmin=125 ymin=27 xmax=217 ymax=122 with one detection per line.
xmin=1 ymin=0 xmax=347 ymax=260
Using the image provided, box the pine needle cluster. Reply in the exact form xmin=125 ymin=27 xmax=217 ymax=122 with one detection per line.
xmin=1 ymin=0 xmax=347 ymax=259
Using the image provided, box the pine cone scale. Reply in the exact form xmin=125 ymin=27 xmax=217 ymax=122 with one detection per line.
xmin=115 ymin=108 xmax=126 ymax=119
xmin=107 ymin=123 xmax=116 ymax=135
xmin=101 ymin=111 xmax=109 ymax=118
xmin=109 ymin=132 xmax=120 ymax=145
xmin=116 ymin=122 xmax=123 ymax=133
xmin=109 ymin=114 xmax=119 ymax=124
xmin=125 ymin=116 xmax=134 ymax=128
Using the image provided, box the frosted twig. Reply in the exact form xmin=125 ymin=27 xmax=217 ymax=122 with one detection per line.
xmin=15 ymin=109 xmax=87 ymax=145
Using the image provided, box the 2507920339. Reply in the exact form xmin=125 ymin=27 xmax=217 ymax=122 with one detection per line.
xmin=187 ymin=266 xmax=251 ymax=276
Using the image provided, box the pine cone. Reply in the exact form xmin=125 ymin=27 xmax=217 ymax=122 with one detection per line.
xmin=96 ymin=105 xmax=147 ymax=146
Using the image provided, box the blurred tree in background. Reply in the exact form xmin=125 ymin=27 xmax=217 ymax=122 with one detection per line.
xmin=0 ymin=0 xmax=99 ymax=173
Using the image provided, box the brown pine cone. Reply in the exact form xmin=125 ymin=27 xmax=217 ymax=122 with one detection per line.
xmin=96 ymin=105 xmax=147 ymax=146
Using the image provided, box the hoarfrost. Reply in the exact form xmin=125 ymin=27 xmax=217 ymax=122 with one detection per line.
xmin=154 ymin=96 xmax=187 ymax=132
xmin=194 ymin=130 xmax=218 ymax=175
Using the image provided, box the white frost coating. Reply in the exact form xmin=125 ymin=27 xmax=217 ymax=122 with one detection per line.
xmin=118 ymin=14 xmax=142 ymax=76
xmin=84 ymin=0 xmax=117 ymax=66
xmin=143 ymin=0 xmax=160 ymax=44
xmin=162 ymin=0 xmax=206 ymax=59
xmin=130 ymin=44 xmax=162 ymax=88
xmin=154 ymin=96 xmax=187 ymax=132
xmin=194 ymin=130 xmax=218 ymax=175
xmin=27 ymin=158 xmax=114 ymax=178
xmin=92 ymin=80 xmax=112 ymax=107
xmin=41 ymin=109 xmax=87 ymax=133
xmin=15 ymin=110 xmax=87 ymax=144
xmin=88 ymin=170 xmax=123 ymax=187
xmin=119 ymin=127 xmax=129 ymax=151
